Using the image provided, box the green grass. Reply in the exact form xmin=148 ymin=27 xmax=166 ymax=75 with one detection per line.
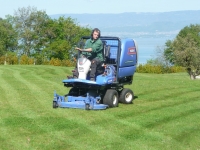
xmin=0 ymin=65 xmax=200 ymax=150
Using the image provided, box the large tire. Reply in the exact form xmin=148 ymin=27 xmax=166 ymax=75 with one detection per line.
xmin=119 ymin=88 xmax=134 ymax=104
xmin=103 ymin=89 xmax=118 ymax=107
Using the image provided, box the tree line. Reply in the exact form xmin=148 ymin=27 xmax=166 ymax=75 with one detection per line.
xmin=146 ymin=24 xmax=200 ymax=79
xmin=0 ymin=6 xmax=91 ymax=65
xmin=0 ymin=6 xmax=200 ymax=79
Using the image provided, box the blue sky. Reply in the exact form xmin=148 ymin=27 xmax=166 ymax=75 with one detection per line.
xmin=0 ymin=0 xmax=200 ymax=18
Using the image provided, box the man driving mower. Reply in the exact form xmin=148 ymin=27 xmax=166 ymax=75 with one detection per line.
xmin=72 ymin=28 xmax=104 ymax=81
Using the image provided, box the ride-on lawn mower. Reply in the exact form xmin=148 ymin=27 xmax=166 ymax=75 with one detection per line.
xmin=53 ymin=36 xmax=138 ymax=110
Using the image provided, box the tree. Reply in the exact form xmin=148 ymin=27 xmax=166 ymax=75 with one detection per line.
xmin=8 ymin=6 xmax=50 ymax=57
xmin=164 ymin=40 xmax=174 ymax=64
xmin=43 ymin=16 xmax=91 ymax=60
xmin=164 ymin=24 xmax=200 ymax=79
xmin=0 ymin=18 xmax=17 ymax=56
xmin=172 ymin=34 xmax=200 ymax=79
xmin=6 ymin=6 xmax=91 ymax=63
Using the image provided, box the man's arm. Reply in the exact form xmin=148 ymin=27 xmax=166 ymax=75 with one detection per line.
xmin=75 ymin=47 xmax=92 ymax=52
xmin=75 ymin=39 xmax=103 ymax=52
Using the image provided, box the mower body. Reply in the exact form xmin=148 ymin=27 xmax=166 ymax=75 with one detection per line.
xmin=53 ymin=36 xmax=138 ymax=110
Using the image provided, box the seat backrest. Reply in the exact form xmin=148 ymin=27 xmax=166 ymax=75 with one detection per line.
xmin=104 ymin=45 xmax=110 ymax=60
xmin=102 ymin=41 xmax=111 ymax=63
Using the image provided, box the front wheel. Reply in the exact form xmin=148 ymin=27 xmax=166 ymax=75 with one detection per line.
xmin=119 ymin=88 xmax=134 ymax=104
xmin=103 ymin=89 xmax=118 ymax=107
xmin=85 ymin=104 xmax=90 ymax=110
xmin=53 ymin=101 xmax=58 ymax=108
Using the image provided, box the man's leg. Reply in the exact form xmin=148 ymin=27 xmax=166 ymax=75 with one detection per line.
xmin=96 ymin=62 xmax=104 ymax=75
xmin=90 ymin=58 xmax=104 ymax=81
xmin=90 ymin=59 xmax=98 ymax=80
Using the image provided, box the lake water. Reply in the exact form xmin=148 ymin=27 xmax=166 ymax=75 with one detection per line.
xmin=134 ymin=37 xmax=174 ymax=64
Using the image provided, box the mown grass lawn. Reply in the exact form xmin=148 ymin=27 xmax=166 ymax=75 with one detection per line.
xmin=0 ymin=65 xmax=200 ymax=150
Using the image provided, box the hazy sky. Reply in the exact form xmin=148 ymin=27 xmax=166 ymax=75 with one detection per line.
xmin=1 ymin=0 xmax=200 ymax=18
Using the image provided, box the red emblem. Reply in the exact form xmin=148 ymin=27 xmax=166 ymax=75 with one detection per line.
xmin=128 ymin=47 xmax=136 ymax=55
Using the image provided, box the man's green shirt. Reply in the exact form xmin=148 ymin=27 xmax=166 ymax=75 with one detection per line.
xmin=81 ymin=38 xmax=103 ymax=61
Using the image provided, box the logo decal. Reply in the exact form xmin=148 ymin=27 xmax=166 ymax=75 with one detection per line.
xmin=78 ymin=67 xmax=84 ymax=72
xmin=128 ymin=47 xmax=136 ymax=55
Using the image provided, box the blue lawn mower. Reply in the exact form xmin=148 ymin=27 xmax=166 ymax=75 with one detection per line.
xmin=53 ymin=36 xmax=138 ymax=110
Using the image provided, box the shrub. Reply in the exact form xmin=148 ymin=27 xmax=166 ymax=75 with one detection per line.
xmin=35 ymin=56 xmax=43 ymax=65
xmin=42 ymin=59 xmax=50 ymax=65
xmin=28 ymin=57 xmax=34 ymax=65
xmin=0 ymin=53 xmax=18 ymax=65
xmin=0 ymin=56 xmax=5 ymax=64
xmin=61 ymin=59 xmax=76 ymax=67
xmin=49 ymin=58 xmax=62 ymax=66
xmin=19 ymin=55 xmax=29 ymax=65
xmin=19 ymin=55 xmax=35 ymax=65
xmin=49 ymin=58 xmax=76 ymax=67
xmin=136 ymin=64 xmax=185 ymax=74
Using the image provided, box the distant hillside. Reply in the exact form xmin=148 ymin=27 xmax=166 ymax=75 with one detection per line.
xmin=51 ymin=10 xmax=200 ymax=38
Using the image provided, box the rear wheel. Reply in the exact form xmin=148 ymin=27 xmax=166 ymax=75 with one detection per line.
xmin=119 ymin=88 xmax=134 ymax=104
xmin=103 ymin=89 xmax=118 ymax=107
